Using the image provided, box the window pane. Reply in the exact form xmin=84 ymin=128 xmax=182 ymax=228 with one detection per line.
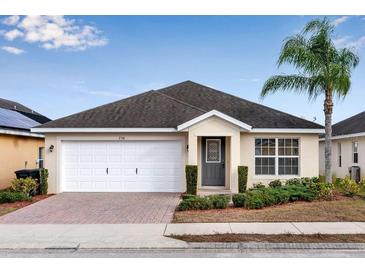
xmin=285 ymin=139 xmax=292 ymax=146
xmin=278 ymin=148 xmax=284 ymax=155
xmin=292 ymin=139 xmax=299 ymax=147
xmin=255 ymin=157 xmax=275 ymax=175
xmin=262 ymin=139 xmax=268 ymax=146
xmin=262 ymin=147 xmax=269 ymax=155
xmin=285 ymin=147 xmax=291 ymax=155
xmin=279 ymin=157 xmax=299 ymax=175
xmin=269 ymin=139 xmax=275 ymax=147
xmin=255 ymin=139 xmax=262 ymax=146
xmin=292 ymin=148 xmax=299 ymax=156
xmin=354 ymin=153 xmax=358 ymax=164
xmin=278 ymin=139 xmax=284 ymax=146
xmin=255 ymin=148 xmax=261 ymax=155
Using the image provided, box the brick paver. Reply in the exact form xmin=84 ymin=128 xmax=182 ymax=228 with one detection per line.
xmin=0 ymin=193 xmax=181 ymax=224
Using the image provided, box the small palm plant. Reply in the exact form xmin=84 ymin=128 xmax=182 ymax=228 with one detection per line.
xmin=261 ymin=17 xmax=359 ymax=183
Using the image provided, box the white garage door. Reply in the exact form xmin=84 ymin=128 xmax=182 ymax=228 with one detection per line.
xmin=61 ymin=140 xmax=184 ymax=192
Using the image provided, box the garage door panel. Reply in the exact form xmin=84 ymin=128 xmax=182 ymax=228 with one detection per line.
xmin=61 ymin=140 xmax=183 ymax=192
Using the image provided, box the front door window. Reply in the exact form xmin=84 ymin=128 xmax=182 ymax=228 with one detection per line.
xmin=206 ymin=139 xmax=221 ymax=163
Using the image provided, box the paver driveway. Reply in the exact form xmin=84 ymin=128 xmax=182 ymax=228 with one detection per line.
xmin=0 ymin=193 xmax=181 ymax=224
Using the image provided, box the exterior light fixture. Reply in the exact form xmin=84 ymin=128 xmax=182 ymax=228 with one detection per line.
xmin=49 ymin=145 xmax=54 ymax=152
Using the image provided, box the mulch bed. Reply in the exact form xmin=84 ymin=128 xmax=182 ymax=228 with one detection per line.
xmin=0 ymin=194 xmax=53 ymax=209
xmin=173 ymin=194 xmax=365 ymax=223
xmin=170 ymin=234 xmax=365 ymax=243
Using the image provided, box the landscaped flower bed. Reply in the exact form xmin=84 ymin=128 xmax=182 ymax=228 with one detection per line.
xmin=177 ymin=176 xmax=365 ymax=211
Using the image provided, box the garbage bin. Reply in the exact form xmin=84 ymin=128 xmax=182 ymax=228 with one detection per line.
xmin=14 ymin=169 xmax=41 ymax=195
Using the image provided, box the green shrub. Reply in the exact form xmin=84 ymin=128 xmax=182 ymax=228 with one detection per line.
xmin=208 ymin=195 xmax=230 ymax=209
xmin=39 ymin=168 xmax=49 ymax=195
xmin=252 ymin=183 xmax=266 ymax=189
xmin=181 ymin=194 xmax=196 ymax=200
xmin=178 ymin=196 xmax=212 ymax=211
xmin=245 ymin=191 xmax=265 ymax=209
xmin=282 ymin=184 xmax=317 ymax=202
xmin=232 ymin=193 xmax=246 ymax=207
xmin=269 ymin=180 xmax=282 ymax=188
xmin=0 ymin=191 xmax=31 ymax=203
xmin=11 ymin=177 xmax=37 ymax=195
xmin=336 ymin=177 xmax=360 ymax=197
xmin=238 ymin=166 xmax=248 ymax=193
xmin=307 ymin=181 xmax=334 ymax=200
xmin=185 ymin=165 xmax=198 ymax=195
xmin=285 ymin=178 xmax=302 ymax=186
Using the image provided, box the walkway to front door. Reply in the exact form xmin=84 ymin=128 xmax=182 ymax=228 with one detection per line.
xmin=0 ymin=193 xmax=181 ymax=224
xmin=202 ymin=137 xmax=225 ymax=186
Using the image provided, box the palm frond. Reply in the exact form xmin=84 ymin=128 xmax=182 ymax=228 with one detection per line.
xmin=261 ymin=75 xmax=324 ymax=100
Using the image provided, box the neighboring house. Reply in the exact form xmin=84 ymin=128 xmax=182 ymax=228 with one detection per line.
xmin=32 ymin=81 xmax=324 ymax=194
xmin=0 ymin=98 xmax=51 ymax=189
xmin=319 ymin=111 xmax=365 ymax=180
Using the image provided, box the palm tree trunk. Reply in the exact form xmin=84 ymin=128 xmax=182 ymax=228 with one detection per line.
xmin=324 ymin=90 xmax=333 ymax=183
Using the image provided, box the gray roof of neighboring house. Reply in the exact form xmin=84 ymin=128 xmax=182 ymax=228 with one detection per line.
xmin=0 ymin=108 xmax=40 ymax=130
xmin=0 ymin=98 xmax=51 ymax=124
xmin=332 ymin=111 xmax=365 ymax=137
xmin=35 ymin=81 xmax=323 ymax=129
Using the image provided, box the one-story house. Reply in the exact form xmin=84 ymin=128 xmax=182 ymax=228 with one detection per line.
xmin=0 ymin=98 xmax=51 ymax=189
xmin=319 ymin=111 xmax=365 ymax=180
xmin=32 ymin=81 xmax=324 ymax=194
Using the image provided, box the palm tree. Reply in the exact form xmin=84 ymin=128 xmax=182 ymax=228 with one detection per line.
xmin=261 ymin=17 xmax=359 ymax=183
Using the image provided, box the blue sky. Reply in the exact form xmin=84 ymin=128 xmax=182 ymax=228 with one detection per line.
xmin=0 ymin=15 xmax=364 ymax=125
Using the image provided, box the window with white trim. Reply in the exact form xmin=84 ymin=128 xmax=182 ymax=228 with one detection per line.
xmin=255 ymin=138 xmax=276 ymax=175
xmin=338 ymin=143 xmax=342 ymax=167
xmin=255 ymin=138 xmax=300 ymax=176
xmin=353 ymin=141 xmax=359 ymax=164
xmin=278 ymin=138 xmax=299 ymax=175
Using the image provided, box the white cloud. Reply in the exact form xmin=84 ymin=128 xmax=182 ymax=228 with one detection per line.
xmin=1 ymin=15 xmax=108 ymax=51
xmin=332 ymin=16 xmax=350 ymax=26
xmin=4 ymin=29 xmax=23 ymax=40
xmin=334 ymin=35 xmax=365 ymax=50
xmin=2 ymin=15 xmax=20 ymax=26
xmin=333 ymin=36 xmax=352 ymax=47
xmin=1 ymin=46 xmax=24 ymax=55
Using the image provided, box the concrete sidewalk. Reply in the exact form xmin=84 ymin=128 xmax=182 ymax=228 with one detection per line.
xmin=0 ymin=222 xmax=365 ymax=249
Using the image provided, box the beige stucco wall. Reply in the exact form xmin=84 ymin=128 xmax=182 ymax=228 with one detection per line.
xmin=43 ymin=119 xmax=320 ymax=194
xmin=0 ymin=134 xmax=44 ymax=189
xmin=319 ymin=136 xmax=365 ymax=179
xmin=44 ymin=132 xmax=188 ymax=193
xmin=241 ymin=133 xmax=319 ymax=187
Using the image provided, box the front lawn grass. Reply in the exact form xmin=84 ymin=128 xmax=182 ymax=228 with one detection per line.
xmin=0 ymin=207 xmax=16 ymax=217
xmin=170 ymin=233 xmax=365 ymax=243
xmin=173 ymin=196 xmax=365 ymax=223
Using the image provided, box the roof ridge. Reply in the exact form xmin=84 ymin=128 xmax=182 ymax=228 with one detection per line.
xmin=154 ymin=90 xmax=207 ymax=113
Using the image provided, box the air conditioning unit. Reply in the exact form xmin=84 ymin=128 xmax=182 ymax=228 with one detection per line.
xmin=349 ymin=166 xmax=361 ymax=182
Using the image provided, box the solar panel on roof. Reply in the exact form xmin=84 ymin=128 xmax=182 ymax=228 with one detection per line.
xmin=0 ymin=107 xmax=40 ymax=130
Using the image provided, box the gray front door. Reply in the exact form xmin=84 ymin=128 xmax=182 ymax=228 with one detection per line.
xmin=202 ymin=137 xmax=225 ymax=186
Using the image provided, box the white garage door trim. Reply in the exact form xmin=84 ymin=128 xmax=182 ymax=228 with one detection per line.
xmin=60 ymin=140 xmax=184 ymax=192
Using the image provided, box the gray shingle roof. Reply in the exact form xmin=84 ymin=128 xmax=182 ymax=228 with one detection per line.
xmin=36 ymin=81 xmax=323 ymax=129
xmin=332 ymin=111 xmax=365 ymax=137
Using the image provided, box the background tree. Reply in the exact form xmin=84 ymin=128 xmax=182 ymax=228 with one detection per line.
xmin=261 ymin=17 xmax=359 ymax=183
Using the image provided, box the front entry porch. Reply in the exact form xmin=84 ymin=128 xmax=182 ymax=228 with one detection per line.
xmin=186 ymin=116 xmax=242 ymax=195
